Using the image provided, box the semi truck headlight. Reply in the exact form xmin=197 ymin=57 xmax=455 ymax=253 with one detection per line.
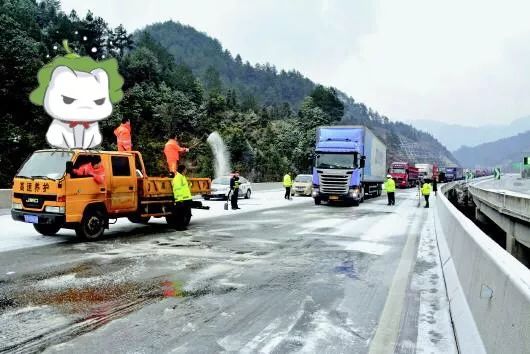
xmin=349 ymin=188 xmax=360 ymax=197
xmin=12 ymin=202 xmax=22 ymax=210
xmin=45 ymin=206 xmax=65 ymax=214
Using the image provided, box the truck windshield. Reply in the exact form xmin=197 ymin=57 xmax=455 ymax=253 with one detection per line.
xmin=391 ymin=168 xmax=406 ymax=174
xmin=17 ymin=151 xmax=73 ymax=179
xmin=316 ymin=153 xmax=357 ymax=169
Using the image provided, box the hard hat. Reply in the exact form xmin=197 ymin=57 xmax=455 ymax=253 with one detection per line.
xmin=386 ymin=174 xmax=392 ymax=178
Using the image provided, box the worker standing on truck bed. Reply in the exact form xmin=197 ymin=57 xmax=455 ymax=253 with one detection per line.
xmin=73 ymin=155 xmax=105 ymax=185
xmin=421 ymin=181 xmax=432 ymax=208
xmin=114 ymin=117 xmax=132 ymax=151
xmin=283 ymin=172 xmax=293 ymax=200
xmin=384 ymin=174 xmax=396 ymax=205
xmin=164 ymin=134 xmax=189 ymax=174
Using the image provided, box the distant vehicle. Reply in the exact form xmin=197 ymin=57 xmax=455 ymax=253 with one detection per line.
xmin=292 ymin=174 xmax=313 ymax=196
xmin=389 ymin=162 xmax=419 ymax=188
xmin=312 ymin=126 xmax=387 ymax=206
xmin=203 ymin=176 xmax=252 ymax=200
xmin=475 ymin=169 xmax=490 ymax=178
xmin=444 ymin=167 xmax=463 ymax=181
xmin=415 ymin=163 xmax=434 ymax=180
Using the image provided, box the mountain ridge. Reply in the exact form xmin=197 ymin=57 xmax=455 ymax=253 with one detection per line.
xmin=410 ymin=116 xmax=530 ymax=151
xmin=453 ymin=130 xmax=530 ymax=170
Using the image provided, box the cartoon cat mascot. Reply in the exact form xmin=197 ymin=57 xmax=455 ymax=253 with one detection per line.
xmin=30 ymin=40 xmax=124 ymax=149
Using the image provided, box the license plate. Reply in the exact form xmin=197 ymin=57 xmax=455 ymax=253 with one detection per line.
xmin=24 ymin=214 xmax=39 ymax=224
xmin=329 ymin=195 xmax=339 ymax=200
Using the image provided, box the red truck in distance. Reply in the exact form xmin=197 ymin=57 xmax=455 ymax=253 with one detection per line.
xmin=390 ymin=162 xmax=419 ymax=188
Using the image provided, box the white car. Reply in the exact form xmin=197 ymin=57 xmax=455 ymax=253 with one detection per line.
xmin=203 ymin=176 xmax=252 ymax=200
xmin=292 ymin=174 xmax=313 ymax=196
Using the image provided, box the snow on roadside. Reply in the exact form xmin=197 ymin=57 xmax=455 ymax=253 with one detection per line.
xmin=0 ymin=189 xmax=309 ymax=254
xmin=0 ymin=215 xmax=74 ymax=253
xmin=413 ymin=204 xmax=457 ymax=353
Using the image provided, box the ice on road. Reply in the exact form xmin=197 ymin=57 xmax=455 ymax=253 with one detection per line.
xmin=0 ymin=188 xmax=305 ymax=253
xmin=0 ymin=188 xmax=456 ymax=353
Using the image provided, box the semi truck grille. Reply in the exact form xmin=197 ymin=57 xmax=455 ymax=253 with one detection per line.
xmin=320 ymin=174 xmax=349 ymax=194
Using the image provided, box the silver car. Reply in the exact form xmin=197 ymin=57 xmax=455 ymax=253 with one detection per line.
xmin=203 ymin=176 xmax=252 ymax=200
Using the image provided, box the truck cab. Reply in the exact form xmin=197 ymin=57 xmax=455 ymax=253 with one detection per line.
xmin=312 ymin=126 xmax=386 ymax=206
xmin=11 ymin=149 xmax=210 ymax=240
xmin=390 ymin=162 xmax=419 ymax=188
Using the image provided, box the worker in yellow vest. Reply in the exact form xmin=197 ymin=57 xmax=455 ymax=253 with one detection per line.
xmin=172 ymin=165 xmax=192 ymax=204
xmin=421 ymin=181 xmax=432 ymax=208
xmin=384 ymin=174 xmax=396 ymax=205
xmin=283 ymin=172 xmax=293 ymax=200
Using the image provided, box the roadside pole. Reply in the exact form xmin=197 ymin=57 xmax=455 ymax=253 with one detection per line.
xmin=417 ymin=183 xmax=421 ymax=207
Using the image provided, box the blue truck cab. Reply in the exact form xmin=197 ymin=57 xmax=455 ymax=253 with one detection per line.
xmin=312 ymin=126 xmax=387 ymax=206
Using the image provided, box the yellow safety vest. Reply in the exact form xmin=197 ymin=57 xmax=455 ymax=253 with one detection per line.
xmin=421 ymin=183 xmax=432 ymax=196
xmin=283 ymin=174 xmax=292 ymax=187
xmin=384 ymin=178 xmax=396 ymax=192
xmin=172 ymin=173 xmax=192 ymax=202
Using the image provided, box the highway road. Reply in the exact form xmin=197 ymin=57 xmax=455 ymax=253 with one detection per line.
xmin=0 ymin=188 xmax=455 ymax=353
xmin=476 ymin=174 xmax=530 ymax=195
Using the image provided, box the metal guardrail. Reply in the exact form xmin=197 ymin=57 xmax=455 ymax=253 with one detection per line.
xmin=0 ymin=189 xmax=11 ymax=209
xmin=435 ymin=182 xmax=530 ymax=354
xmin=469 ymin=184 xmax=530 ymax=223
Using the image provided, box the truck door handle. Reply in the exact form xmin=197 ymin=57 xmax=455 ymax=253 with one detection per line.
xmin=129 ymin=186 xmax=134 ymax=191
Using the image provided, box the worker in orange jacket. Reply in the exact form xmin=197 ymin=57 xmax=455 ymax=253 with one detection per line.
xmin=164 ymin=134 xmax=189 ymax=173
xmin=114 ymin=118 xmax=132 ymax=151
xmin=73 ymin=155 xmax=105 ymax=185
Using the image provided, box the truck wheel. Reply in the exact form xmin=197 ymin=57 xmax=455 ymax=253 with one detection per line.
xmin=127 ymin=215 xmax=151 ymax=224
xmin=76 ymin=208 xmax=106 ymax=241
xmin=34 ymin=223 xmax=61 ymax=236
xmin=314 ymin=198 xmax=321 ymax=205
xmin=203 ymin=195 xmax=211 ymax=200
xmin=245 ymin=190 xmax=251 ymax=199
xmin=352 ymin=200 xmax=360 ymax=207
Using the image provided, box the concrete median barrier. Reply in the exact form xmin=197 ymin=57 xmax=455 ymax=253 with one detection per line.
xmin=0 ymin=189 xmax=12 ymax=209
xmin=435 ymin=183 xmax=530 ymax=354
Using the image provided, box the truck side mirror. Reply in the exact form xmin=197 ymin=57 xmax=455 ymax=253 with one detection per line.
xmin=65 ymin=161 xmax=73 ymax=175
xmin=360 ymin=156 xmax=366 ymax=169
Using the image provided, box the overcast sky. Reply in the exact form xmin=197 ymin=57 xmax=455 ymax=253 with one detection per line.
xmin=60 ymin=0 xmax=530 ymax=126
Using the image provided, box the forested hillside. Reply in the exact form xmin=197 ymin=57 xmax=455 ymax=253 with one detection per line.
xmin=0 ymin=1 xmax=457 ymax=188
xmin=145 ymin=21 xmax=458 ymax=168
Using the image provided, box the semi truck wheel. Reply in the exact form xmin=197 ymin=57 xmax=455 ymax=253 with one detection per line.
xmin=34 ymin=223 xmax=61 ymax=236
xmin=76 ymin=208 xmax=106 ymax=241
xmin=314 ymin=198 xmax=321 ymax=205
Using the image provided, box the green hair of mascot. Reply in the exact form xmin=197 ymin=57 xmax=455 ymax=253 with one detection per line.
xmin=30 ymin=40 xmax=124 ymax=105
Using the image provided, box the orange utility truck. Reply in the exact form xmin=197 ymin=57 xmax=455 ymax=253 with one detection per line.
xmin=11 ymin=149 xmax=210 ymax=240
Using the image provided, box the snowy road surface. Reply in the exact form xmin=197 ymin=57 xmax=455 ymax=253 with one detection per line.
xmin=0 ymin=188 xmax=456 ymax=353
xmin=474 ymin=173 xmax=530 ymax=196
